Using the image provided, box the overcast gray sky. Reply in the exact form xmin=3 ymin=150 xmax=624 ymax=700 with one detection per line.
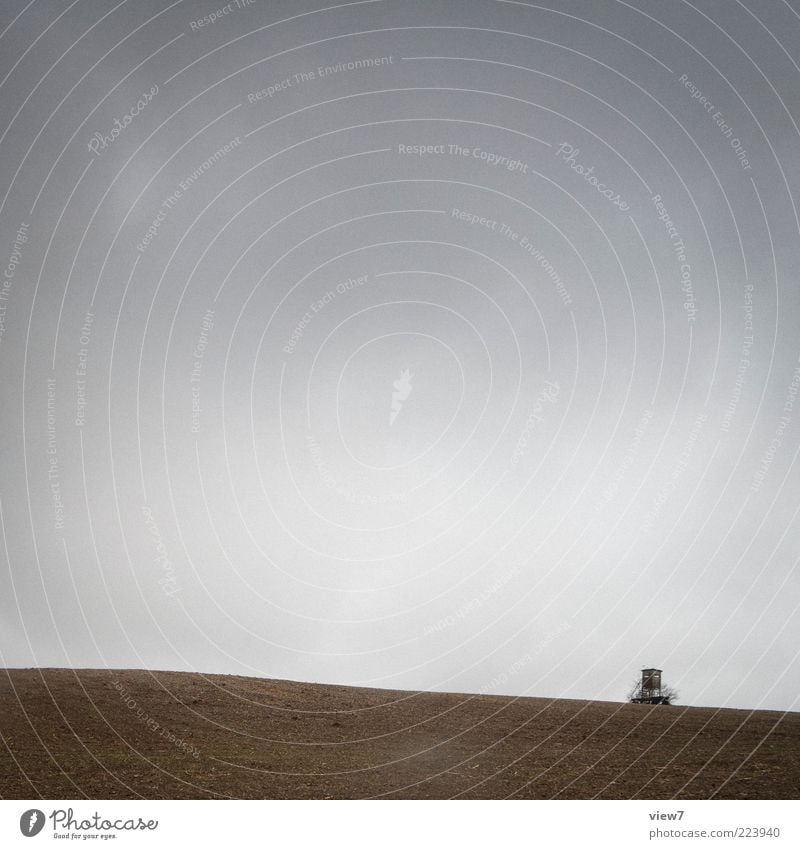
xmin=1 ymin=0 xmax=799 ymax=712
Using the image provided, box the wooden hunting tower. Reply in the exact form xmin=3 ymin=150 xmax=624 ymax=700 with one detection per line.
xmin=631 ymin=668 xmax=670 ymax=704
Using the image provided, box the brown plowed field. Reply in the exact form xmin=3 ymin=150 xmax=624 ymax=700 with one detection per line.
xmin=1 ymin=669 xmax=796 ymax=799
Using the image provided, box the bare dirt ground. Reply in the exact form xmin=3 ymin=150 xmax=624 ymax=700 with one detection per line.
xmin=1 ymin=668 xmax=797 ymax=799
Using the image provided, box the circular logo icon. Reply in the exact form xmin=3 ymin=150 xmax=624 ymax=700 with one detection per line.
xmin=19 ymin=809 xmax=45 ymax=837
